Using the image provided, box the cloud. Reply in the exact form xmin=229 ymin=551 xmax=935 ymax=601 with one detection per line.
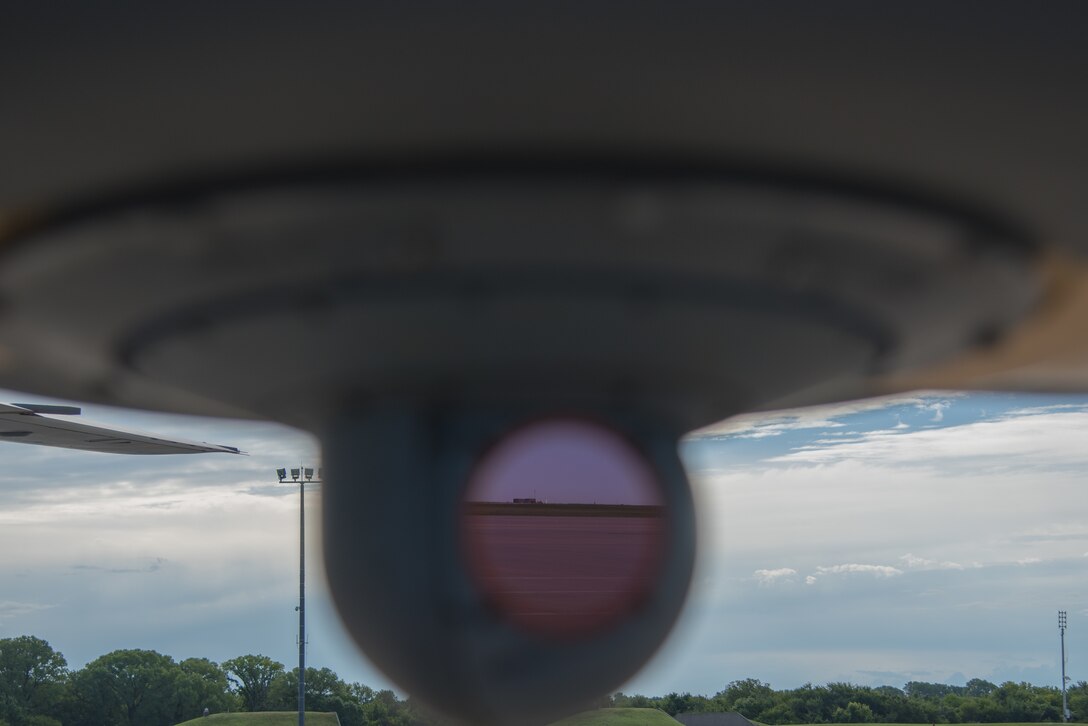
xmin=0 ymin=600 xmax=56 ymax=620
xmin=702 ymin=417 xmax=845 ymax=440
xmin=71 ymin=557 xmax=167 ymax=575
xmin=814 ymin=564 xmax=903 ymax=578
xmin=692 ymin=450 xmax=1088 ymax=578
xmin=767 ymin=409 xmax=1088 ymax=472
xmin=803 ymin=563 xmax=904 ymax=584
xmin=1006 ymin=403 xmax=1088 ymax=416
xmin=900 ymin=553 xmax=965 ymax=571
xmin=687 ymin=392 xmax=960 ymax=440
xmin=671 ymin=393 xmax=1088 ymax=694
xmin=1016 ymin=557 xmax=1042 ymax=565
xmin=754 ymin=568 xmax=798 ymax=585
xmin=141 ymin=500 xmax=184 ymax=510
xmin=1013 ymin=526 xmax=1088 ymax=543
xmin=918 ymin=400 xmax=951 ymax=422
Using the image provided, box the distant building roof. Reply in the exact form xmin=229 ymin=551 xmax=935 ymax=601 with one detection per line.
xmin=674 ymin=712 xmax=758 ymax=726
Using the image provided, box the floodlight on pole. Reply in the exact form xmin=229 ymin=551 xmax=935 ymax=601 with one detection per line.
xmin=1059 ymin=610 xmax=1069 ymax=722
xmin=275 ymin=463 xmax=322 ymax=726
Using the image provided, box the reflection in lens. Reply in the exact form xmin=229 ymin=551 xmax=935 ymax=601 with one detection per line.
xmin=461 ymin=419 xmax=666 ymax=639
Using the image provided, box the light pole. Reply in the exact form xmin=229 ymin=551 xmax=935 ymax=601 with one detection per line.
xmin=277 ymin=465 xmax=321 ymax=726
xmin=1059 ymin=610 xmax=1070 ymax=723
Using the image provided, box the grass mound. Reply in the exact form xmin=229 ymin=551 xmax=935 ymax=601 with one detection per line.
xmin=549 ymin=708 xmax=681 ymax=725
xmin=175 ymin=712 xmax=341 ymax=726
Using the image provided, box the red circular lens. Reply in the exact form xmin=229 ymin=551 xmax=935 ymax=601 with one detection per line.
xmin=461 ymin=419 xmax=666 ymax=639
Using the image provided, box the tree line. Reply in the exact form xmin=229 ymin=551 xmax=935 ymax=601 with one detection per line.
xmin=614 ymin=677 xmax=1088 ymax=723
xmin=2 ymin=635 xmax=1085 ymax=725
xmin=0 ymin=636 xmax=421 ymax=726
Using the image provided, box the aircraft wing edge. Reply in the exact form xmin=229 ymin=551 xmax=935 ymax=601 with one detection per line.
xmin=0 ymin=404 xmax=244 ymax=455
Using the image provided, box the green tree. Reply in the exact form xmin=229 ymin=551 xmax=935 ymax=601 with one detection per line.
xmin=905 ymin=680 xmax=962 ymax=700
xmin=1067 ymin=680 xmax=1087 ymax=721
xmin=270 ymin=666 xmax=358 ymax=715
xmin=758 ymin=702 xmax=796 ymax=725
xmin=993 ymin=680 xmax=1061 ymax=722
xmin=955 ymin=695 xmax=1004 ymax=722
xmin=964 ymin=678 xmax=997 ymax=697
xmin=612 ymin=692 xmax=654 ymax=709
xmin=173 ymin=658 xmax=235 ymax=720
xmin=787 ymin=683 xmax=832 ymax=724
xmin=68 ymin=649 xmax=180 ymax=726
xmin=825 ymin=682 xmax=876 ymax=717
xmin=222 ymin=654 xmax=284 ymax=712
xmin=360 ymin=688 xmax=413 ymax=726
xmin=0 ymin=636 xmax=68 ymax=726
xmin=715 ymin=678 xmax=776 ymax=718
xmin=831 ymin=701 xmax=875 ymax=723
xmin=658 ymin=692 xmax=711 ymax=716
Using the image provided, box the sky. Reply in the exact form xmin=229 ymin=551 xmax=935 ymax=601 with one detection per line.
xmin=0 ymin=388 xmax=1085 ymax=699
